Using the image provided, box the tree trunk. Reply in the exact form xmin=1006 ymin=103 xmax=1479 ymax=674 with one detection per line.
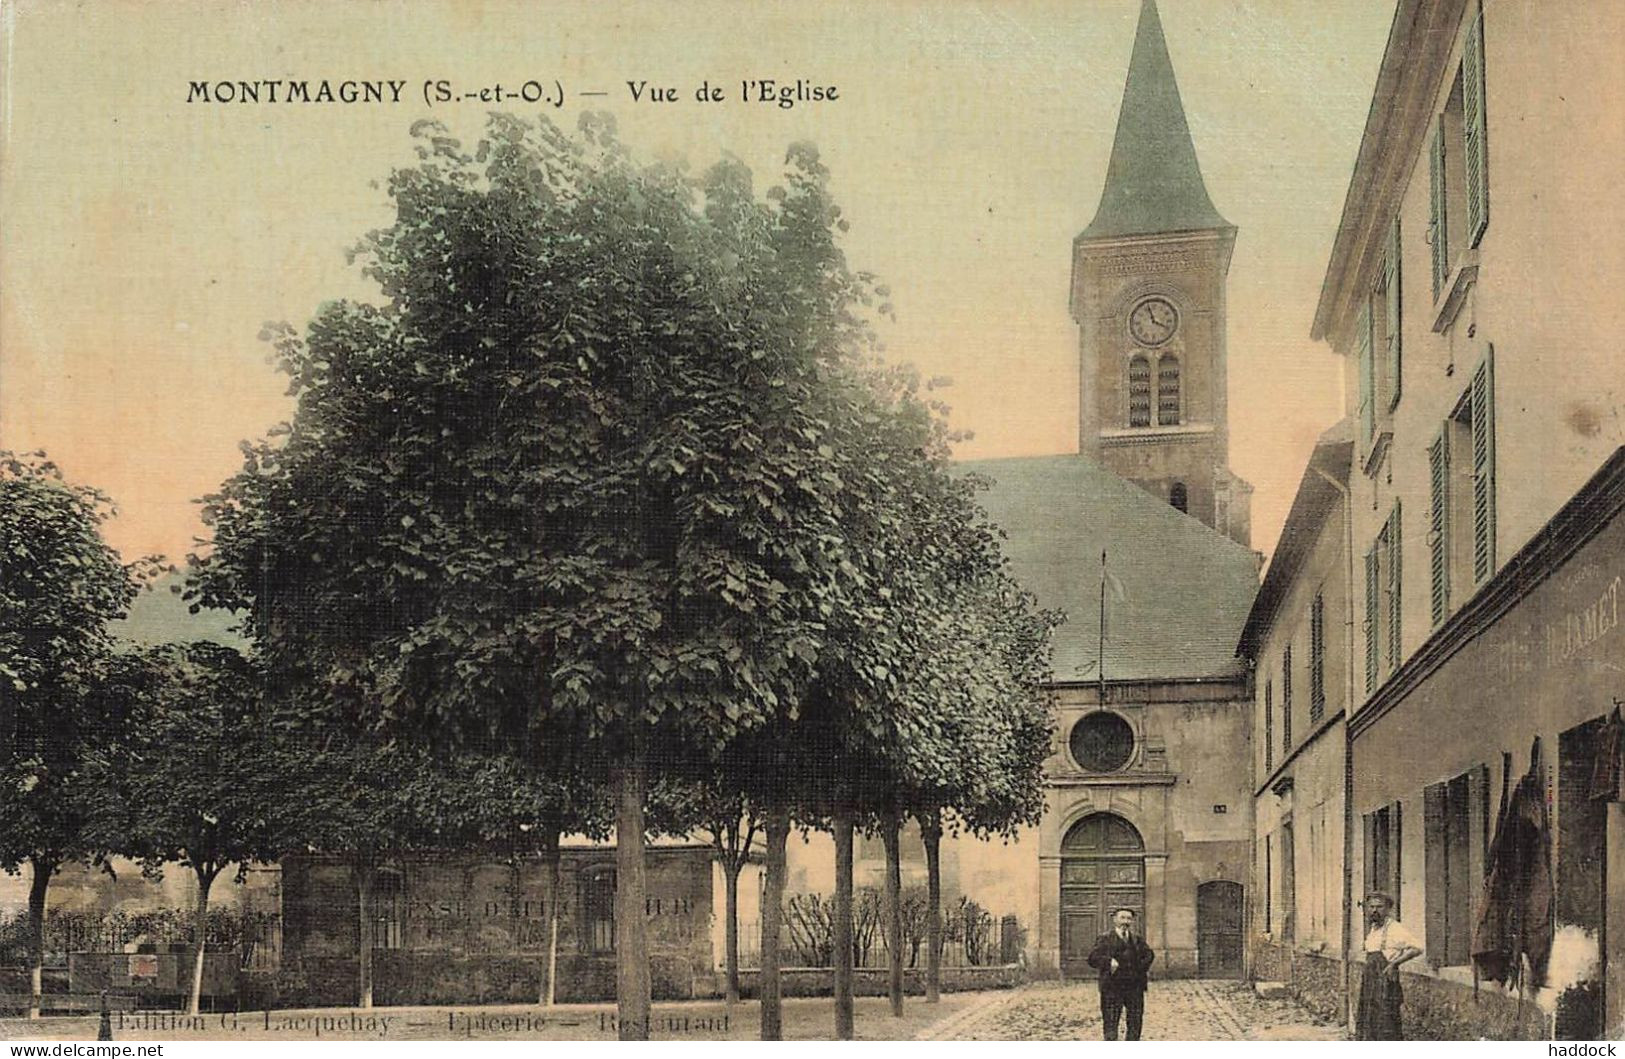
xmin=723 ymin=858 xmax=742 ymax=1005
xmin=613 ymin=727 xmax=651 ymax=1040
xmin=882 ymin=812 xmax=904 ymax=1017
xmin=187 ymin=864 xmax=220 ymax=1016
xmin=25 ymin=859 xmax=53 ymax=1021
xmin=832 ymin=809 xmax=855 ymax=1040
xmin=759 ymin=806 xmax=789 ymax=1041
xmin=541 ymin=828 xmax=561 ymax=1006
xmin=922 ymin=813 xmax=943 ymax=1004
xmin=355 ymin=861 xmax=375 ymax=1009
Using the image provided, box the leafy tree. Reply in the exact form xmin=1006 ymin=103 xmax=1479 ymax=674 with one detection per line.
xmin=191 ymin=114 xmax=879 ymax=1038
xmin=118 ymin=643 xmax=296 ymax=1015
xmin=646 ymin=770 xmax=758 ymax=1004
xmin=0 ymin=452 xmax=155 ymax=1018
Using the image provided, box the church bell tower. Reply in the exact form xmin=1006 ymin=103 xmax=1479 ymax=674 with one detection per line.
xmin=1071 ymin=0 xmax=1252 ymax=547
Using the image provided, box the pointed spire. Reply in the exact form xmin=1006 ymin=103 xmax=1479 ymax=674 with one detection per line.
xmin=1080 ymin=0 xmax=1230 ymax=240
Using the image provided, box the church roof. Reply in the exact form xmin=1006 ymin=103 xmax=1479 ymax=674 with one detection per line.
xmin=957 ymin=453 xmax=1259 ymax=684
xmin=1079 ymin=0 xmax=1232 ymax=241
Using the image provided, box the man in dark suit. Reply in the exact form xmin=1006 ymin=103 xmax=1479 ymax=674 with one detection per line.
xmin=1085 ymin=907 xmax=1155 ymax=1040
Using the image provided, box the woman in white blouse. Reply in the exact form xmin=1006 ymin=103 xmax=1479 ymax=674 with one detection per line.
xmin=1355 ymin=891 xmax=1423 ymax=1040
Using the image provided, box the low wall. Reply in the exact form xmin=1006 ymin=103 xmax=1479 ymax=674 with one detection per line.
xmin=1382 ymin=965 xmax=1548 ymax=1041
xmin=1286 ymin=950 xmax=1345 ymax=1023
xmin=731 ymin=964 xmax=1023 ymax=999
xmin=1250 ymin=939 xmax=1290 ymax=983
xmin=273 ymin=951 xmax=700 ymax=1008
xmin=1251 ymin=946 xmax=1551 ymax=1040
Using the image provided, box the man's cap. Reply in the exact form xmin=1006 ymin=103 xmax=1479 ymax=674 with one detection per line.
xmin=1362 ymin=890 xmax=1395 ymax=908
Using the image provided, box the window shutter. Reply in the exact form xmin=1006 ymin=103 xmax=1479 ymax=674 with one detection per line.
xmin=1390 ymin=800 xmax=1404 ymax=919
xmin=1467 ymin=763 xmax=1490 ymax=894
xmin=1423 ymin=783 xmax=1447 ymax=967
xmin=1310 ymin=593 xmax=1326 ymax=723
xmin=1282 ymin=645 xmax=1293 ymax=752
xmin=1429 ymin=118 xmax=1449 ymax=299
xmin=1428 ymin=427 xmax=1451 ymax=626
xmin=1471 ymin=351 xmax=1496 ymax=583
xmin=1364 ymin=546 xmax=1379 ymax=695
xmin=1385 ymin=217 xmax=1403 ymax=411
xmin=1363 ymin=813 xmax=1379 ymax=905
xmin=1387 ymin=501 xmax=1403 ymax=673
xmin=1464 ymin=5 xmax=1489 ymax=247
xmin=1357 ymin=301 xmax=1375 ymax=448
xmin=1264 ymin=679 xmax=1274 ymax=770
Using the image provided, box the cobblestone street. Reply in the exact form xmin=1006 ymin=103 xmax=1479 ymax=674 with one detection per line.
xmin=923 ymin=980 xmax=1347 ymax=1041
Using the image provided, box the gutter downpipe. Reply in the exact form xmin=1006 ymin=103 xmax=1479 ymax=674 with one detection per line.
xmin=1313 ymin=463 xmax=1358 ymax=1034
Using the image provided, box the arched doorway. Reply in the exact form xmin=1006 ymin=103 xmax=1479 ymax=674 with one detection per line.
xmin=1060 ymin=813 xmax=1145 ymax=975
xmin=1196 ymin=880 xmax=1244 ymax=978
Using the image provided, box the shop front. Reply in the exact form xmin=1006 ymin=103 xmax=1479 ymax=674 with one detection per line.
xmin=1349 ymin=453 xmax=1624 ymax=1039
xmin=279 ymin=843 xmax=721 ymax=1007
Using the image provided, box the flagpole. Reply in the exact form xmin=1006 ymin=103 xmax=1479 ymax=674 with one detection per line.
xmin=1099 ymin=549 xmax=1107 ymax=708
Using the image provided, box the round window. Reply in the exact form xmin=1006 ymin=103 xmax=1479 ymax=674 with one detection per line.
xmin=1070 ymin=712 xmax=1135 ymax=772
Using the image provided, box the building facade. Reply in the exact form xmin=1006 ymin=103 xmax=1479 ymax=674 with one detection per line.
xmin=967 ymin=0 xmax=1261 ymax=980
xmin=1272 ymin=0 xmax=1625 ymax=1039
xmin=1238 ymin=422 xmax=1354 ymax=1021
xmin=277 ymin=843 xmax=746 ymax=1006
xmin=961 ymin=456 xmax=1256 ymax=980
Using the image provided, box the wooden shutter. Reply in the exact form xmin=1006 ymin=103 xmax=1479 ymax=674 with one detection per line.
xmin=1264 ymin=679 xmax=1274 ymax=770
xmin=1362 ymin=813 xmax=1378 ymax=910
xmin=1423 ymin=783 xmax=1447 ymax=967
xmin=1389 ymin=800 xmax=1404 ymax=919
xmin=1310 ymin=593 xmax=1326 ymax=722
xmin=1364 ymin=546 xmax=1380 ymax=695
xmin=1471 ymin=351 xmax=1496 ymax=583
xmin=1466 ymin=763 xmax=1491 ymax=924
xmin=1282 ymin=644 xmax=1293 ymax=752
xmin=1429 ymin=117 xmax=1449 ymax=299
xmin=1387 ymin=502 xmax=1403 ymax=672
xmin=1463 ymin=5 xmax=1489 ymax=247
xmin=1385 ymin=217 xmax=1403 ymax=410
xmin=1357 ymin=301 xmax=1374 ymax=449
xmin=1428 ymin=427 xmax=1451 ymax=626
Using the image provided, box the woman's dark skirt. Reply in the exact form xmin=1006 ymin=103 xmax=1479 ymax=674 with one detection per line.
xmin=1356 ymin=953 xmax=1404 ymax=1040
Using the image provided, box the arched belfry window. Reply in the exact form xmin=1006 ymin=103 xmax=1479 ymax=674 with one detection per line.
xmin=1128 ymin=355 xmax=1152 ymax=428
xmin=1170 ymin=482 xmax=1188 ymax=513
xmin=1157 ymin=353 xmax=1181 ymax=425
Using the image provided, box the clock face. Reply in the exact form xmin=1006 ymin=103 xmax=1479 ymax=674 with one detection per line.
xmin=1129 ymin=297 xmax=1179 ymax=347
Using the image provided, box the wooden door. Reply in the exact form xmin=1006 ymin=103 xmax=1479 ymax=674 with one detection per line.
xmin=1060 ymin=814 xmax=1145 ymax=975
xmin=1197 ymin=880 xmax=1244 ymax=978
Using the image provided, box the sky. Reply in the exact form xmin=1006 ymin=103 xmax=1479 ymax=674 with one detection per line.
xmin=0 ymin=0 xmax=1395 ymax=564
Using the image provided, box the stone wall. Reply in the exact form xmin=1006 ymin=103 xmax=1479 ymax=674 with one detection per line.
xmin=271 ymin=951 xmax=699 ymax=1007
xmin=1386 ymin=967 xmax=1548 ymax=1041
xmin=1287 ymin=950 xmax=1345 ymax=1023
xmin=279 ymin=846 xmax=717 ymax=1008
xmin=732 ymin=963 xmax=1024 ymax=999
xmin=1252 ymin=948 xmax=1551 ymax=1041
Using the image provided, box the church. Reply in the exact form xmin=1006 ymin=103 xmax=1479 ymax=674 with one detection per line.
xmin=959 ymin=0 xmax=1260 ymax=978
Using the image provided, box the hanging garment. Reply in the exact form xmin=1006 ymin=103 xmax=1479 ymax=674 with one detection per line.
xmin=1472 ymin=737 xmax=1555 ymax=989
xmin=1587 ymin=707 xmax=1623 ymax=801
